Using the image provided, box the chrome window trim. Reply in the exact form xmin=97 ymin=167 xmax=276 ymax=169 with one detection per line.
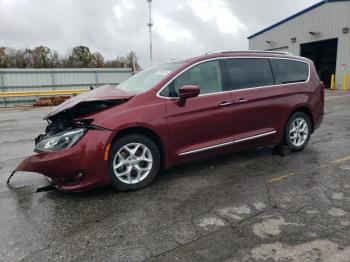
xmin=205 ymin=50 xmax=293 ymax=56
xmin=178 ymin=130 xmax=277 ymax=156
xmin=156 ymin=56 xmax=311 ymax=99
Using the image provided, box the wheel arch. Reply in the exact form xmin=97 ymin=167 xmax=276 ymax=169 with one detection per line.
xmin=287 ymin=106 xmax=314 ymax=133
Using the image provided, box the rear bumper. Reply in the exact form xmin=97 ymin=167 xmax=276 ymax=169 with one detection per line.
xmin=314 ymin=112 xmax=324 ymax=131
xmin=313 ymin=100 xmax=324 ymax=132
xmin=14 ymin=130 xmax=113 ymax=192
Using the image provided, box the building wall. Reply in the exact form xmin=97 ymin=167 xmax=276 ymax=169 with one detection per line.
xmin=249 ymin=1 xmax=350 ymax=88
xmin=0 ymin=68 xmax=132 ymax=106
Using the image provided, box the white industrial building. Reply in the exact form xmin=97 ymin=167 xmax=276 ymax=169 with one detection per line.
xmin=248 ymin=0 xmax=350 ymax=89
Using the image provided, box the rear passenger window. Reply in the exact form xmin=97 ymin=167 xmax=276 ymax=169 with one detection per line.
xmin=270 ymin=59 xmax=309 ymax=84
xmin=222 ymin=58 xmax=274 ymax=91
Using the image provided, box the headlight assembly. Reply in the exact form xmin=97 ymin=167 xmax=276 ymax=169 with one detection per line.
xmin=34 ymin=128 xmax=86 ymax=153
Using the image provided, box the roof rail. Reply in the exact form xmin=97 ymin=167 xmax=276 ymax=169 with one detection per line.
xmin=204 ymin=50 xmax=293 ymax=56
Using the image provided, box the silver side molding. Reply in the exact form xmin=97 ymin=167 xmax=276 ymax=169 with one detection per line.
xmin=179 ymin=130 xmax=277 ymax=156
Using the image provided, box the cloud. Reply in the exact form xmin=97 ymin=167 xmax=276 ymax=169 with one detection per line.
xmin=153 ymin=14 xmax=194 ymax=42
xmin=0 ymin=0 xmax=320 ymax=67
xmin=190 ymin=0 xmax=247 ymax=34
xmin=113 ymin=0 xmax=135 ymax=22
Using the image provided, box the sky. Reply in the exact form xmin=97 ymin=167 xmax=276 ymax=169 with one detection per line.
xmin=0 ymin=0 xmax=320 ymax=67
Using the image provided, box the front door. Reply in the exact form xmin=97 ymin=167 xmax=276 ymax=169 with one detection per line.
xmin=163 ymin=60 xmax=234 ymax=157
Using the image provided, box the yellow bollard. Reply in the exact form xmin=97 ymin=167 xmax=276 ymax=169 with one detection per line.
xmin=330 ymin=74 xmax=335 ymax=90
xmin=344 ymin=73 xmax=348 ymax=92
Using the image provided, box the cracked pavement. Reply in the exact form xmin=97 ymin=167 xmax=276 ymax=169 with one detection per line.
xmin=1 ymin=93 xmax=350 ymax=261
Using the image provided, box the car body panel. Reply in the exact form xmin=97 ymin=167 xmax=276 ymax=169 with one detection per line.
xmin=165 ymin=92 xmax=234 ymax=156
xmin=15 ymin=130 xmax=113 ymax=191
xmin=229 ymin=86 xmax=287 ymax=143
xmin=46 ymin=84 xmax=133 ymax=119
xmin=13 ymin=51 xmax=324 ymax=192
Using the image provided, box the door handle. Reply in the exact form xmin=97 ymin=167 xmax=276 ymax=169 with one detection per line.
xmin=237 ymin=98 xmax=248 ymax=103
xmin=219 ymin=101 xmax=233 ymax=107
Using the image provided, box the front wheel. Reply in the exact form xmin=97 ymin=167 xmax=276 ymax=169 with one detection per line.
xmin=284 ymin=112 xmax=312 ymax=152
xmin=108 ymin=134 xmax=160 ymax=191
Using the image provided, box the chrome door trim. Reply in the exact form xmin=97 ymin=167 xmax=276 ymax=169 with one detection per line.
xmin=156 ymin=56 xmax=311 ymax=99
xmin=233 ymin=131 xmax=276 ymax=144
xmin=179 ymin=141 xmax=235 ymax=156
xmin=178 ymin=130 xmax=277 ymax=156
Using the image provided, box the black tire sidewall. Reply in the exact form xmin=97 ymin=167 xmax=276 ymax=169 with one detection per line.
xmin=108 ymin=134 xmax=160 ymax=191
xmin=284 ymin=112 xmax=311 ymax=152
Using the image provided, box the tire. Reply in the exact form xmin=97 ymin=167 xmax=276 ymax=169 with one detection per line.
xmin=284 ymin=112 xmax=312 ymax=152
xmin=108 ymin=134 xmax=160 ymax=191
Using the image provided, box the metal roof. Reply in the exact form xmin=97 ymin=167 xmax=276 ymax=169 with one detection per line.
xmin=247 ymin=0 xmax=350 ymax=39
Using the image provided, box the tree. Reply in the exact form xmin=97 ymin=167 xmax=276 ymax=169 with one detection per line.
xmin=0 ymin=47 xmax=7 ymax=68
xmin=23 ymin=48 xmax=34 ymax=68
xmin=105 ymin=56 xmax=126 ymax=68
xmin=125 ymin=51 xmax=140 ymax=71
xmin=91 ymin=52 xmax=105 ymax=68
xmin=14 ymin=48 xmax=34 ymax=68
xmin=32 ymin=46 xmax=51 ymax=68
xmin=68 ymin=45 xmax=93 ymax=67
xmin=105 ymin=52 xmax=140 ymax=71
xmin=48 ymin=50 xmax=60 ymax=68
xmin=59 ymin=57 xmax=69 ymax=68
xmin=3 ymin=48 xmax=17 ymax=68
xmin=0 ymin=45 xmax=140 ymax=69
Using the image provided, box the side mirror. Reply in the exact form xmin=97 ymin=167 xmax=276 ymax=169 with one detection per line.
xmin=177 ymin=85 xmax=200 ymax=106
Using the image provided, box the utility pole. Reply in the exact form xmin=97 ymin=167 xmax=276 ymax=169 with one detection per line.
xmin=147 ymin=0 xmax=153 ymax=66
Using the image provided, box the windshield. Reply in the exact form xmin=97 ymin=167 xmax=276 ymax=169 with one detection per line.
xmin=116 ymin=61 xmax=184 ymax=94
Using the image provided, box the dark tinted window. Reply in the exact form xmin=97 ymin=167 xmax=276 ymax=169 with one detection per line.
xmin=270 ymin=59 xmax=309 ymax=84
xmin=222 ymin=58 xmax=274 ymax=91
xmin=160 ymin=60 xmax=223 ymax=97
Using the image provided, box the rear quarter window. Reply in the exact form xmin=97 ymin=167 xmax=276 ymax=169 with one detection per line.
xmin=270 ymin=59 xmax=309 ymax=84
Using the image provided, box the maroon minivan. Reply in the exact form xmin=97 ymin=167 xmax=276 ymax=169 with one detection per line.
xmin=13 ymin=51 xmax=324 ymax=192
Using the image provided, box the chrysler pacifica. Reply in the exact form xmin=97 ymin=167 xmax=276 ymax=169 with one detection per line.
xmin=12 ymin=51 xmax=324 ymax=191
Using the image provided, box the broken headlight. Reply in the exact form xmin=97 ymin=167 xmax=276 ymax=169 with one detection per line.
xmin=34 ymin=128 xmax=86 ymax=152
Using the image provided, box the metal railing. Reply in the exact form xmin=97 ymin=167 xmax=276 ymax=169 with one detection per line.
xmin=0 ymin=89 xmax=89 ymax=98
xmin=0 ymin=68 xmax=132 ymax=107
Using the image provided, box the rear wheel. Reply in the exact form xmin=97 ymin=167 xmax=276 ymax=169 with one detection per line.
xmin=108 ymin=134 xmax=160 ymax=191
xmin=284 ymin=112 xmax=311 ymax=152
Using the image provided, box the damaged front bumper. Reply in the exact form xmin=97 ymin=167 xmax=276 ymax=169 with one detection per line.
xmin=12 ymin=129 xmax=114 ymax=192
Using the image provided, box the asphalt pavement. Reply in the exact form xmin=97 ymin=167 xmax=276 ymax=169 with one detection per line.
xmin=0 ymin=93 xmax=350 ymax=261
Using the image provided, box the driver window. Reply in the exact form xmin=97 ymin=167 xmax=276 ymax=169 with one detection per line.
xmin=166 ymin=60 xmax=223 ymax=97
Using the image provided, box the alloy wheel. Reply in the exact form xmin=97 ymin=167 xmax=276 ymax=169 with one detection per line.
xmin=289 ymin=117 xmax=309 ymax=147
xmin=112 ymin=143 xmax=153 ymax=184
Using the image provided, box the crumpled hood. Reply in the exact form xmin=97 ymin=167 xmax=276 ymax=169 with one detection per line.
xmin=45 ymin=84 xmax=133 ymax=119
